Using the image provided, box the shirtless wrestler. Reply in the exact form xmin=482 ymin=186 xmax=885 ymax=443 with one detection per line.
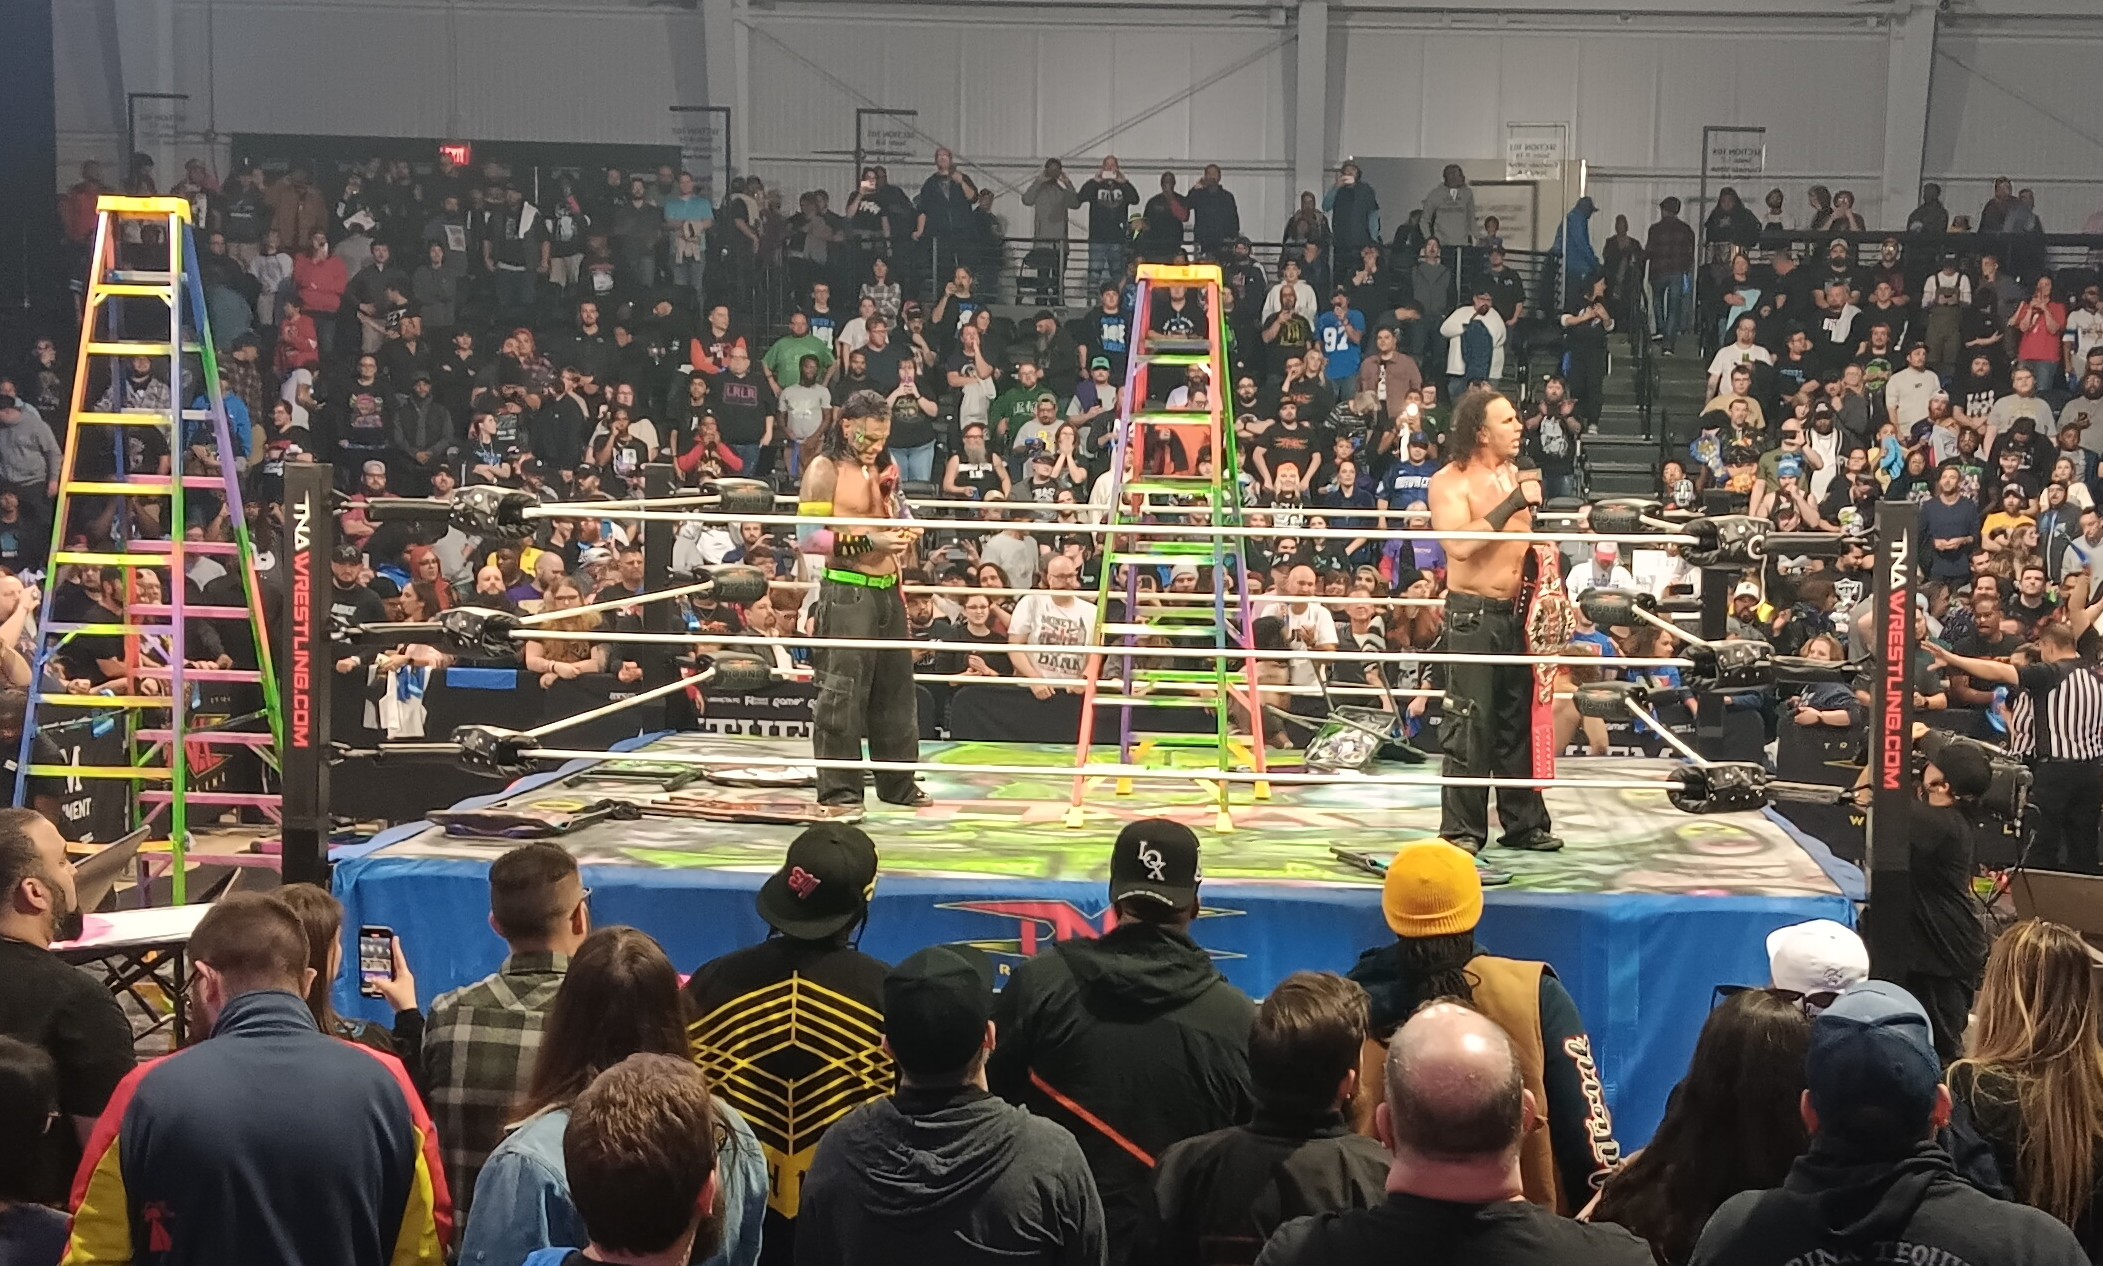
xmin=797 ymin=388 xmax=930 ymax=808
xmin=1426 ymin=387 xmax=1563 ymax=853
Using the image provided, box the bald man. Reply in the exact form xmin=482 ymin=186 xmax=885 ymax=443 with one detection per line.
xmin=1257 ymin=1004 xmax=1648 ymax=1265
xmin=1257 ymin=564 xmax=1338 ymax=689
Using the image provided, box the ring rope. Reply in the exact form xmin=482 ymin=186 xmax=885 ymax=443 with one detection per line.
xmin=513 ymin=746 xmax=1676 ymax=791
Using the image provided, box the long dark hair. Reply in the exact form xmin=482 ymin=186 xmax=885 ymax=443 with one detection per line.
xmin=1393 ymin=930 xmax=1480 ymax=1013
xmin=517 ymin=927 xmax=691 ymax=1121
xmin=1446 ymin=387 xmax=1506 ymax=468
xmin=820 ymin=388 xmax=889 ymax=465
xmin=274 ymin=883 xmax=352 ymax=1035
xmin=1589 ymin=988 xmax=1811 ymax=1266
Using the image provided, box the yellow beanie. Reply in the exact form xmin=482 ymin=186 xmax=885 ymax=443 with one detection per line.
xmin=1382 ymin=841 xmax=1485 ymax=938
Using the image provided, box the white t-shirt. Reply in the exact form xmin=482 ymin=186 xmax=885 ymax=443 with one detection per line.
xmin=779 ymin=384 xmax=830 ymax=442
xmin=836 ymin=317 xmax=872 ymax=356
xmin=1010 ymin=593 xmax=1097 ymax=680
xmin=1565 ymin=562 xmax=1636 ymax=603
xmin=1884 ymin=367 xmax=1941 ymax=428
xmin=2065 ymin=307 xmax=2103 ymax=365
xmin=1255 ymin=596 xmax=1338 ymax=686
xmin=1706 ymin=342 xmax=1774 ymax=390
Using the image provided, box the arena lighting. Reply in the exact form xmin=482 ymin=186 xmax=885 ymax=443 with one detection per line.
xmin=438 ymin=141 xmax=473 ymax=168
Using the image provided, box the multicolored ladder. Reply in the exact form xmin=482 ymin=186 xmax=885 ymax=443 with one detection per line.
xmin=1067 ymin=262 xmax=1267 ymax=830
xmin=19 ymin=196 xmax=283 ymax=901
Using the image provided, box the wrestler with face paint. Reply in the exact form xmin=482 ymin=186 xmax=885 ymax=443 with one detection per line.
xmin=796 ymin=389 xmax=929 ymax=808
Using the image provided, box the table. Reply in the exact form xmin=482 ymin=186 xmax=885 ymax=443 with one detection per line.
xmin=52 ymin=905 xmax=213 ymax=1048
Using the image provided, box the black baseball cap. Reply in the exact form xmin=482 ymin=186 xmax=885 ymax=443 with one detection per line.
xmin=882 ymin=945 xmax=996 ymax=1076
xmin=1805 ymin=981 xmax=1943 ymax=1153
xmin=1108 ymin=818 xmax=1202 ymax=910
xmin=331 ymin=543 xmax=362 ymax=565
xmin=755 ymin=824 xmax=878 ymax=939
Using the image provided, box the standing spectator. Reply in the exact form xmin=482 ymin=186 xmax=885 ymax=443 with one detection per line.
xmin=2013 ymin=276 xmax=2069 ymax=393
xmin=1438 ymin=289 xmax=1507 ymax=398
xmin=293 ymin=228 xmax=349 ymax=353
xmin=684 ymin=825 xmax=895 ymax=1266
xmin=1257 ymin=1003 xmax=1651 ymax=1266
xmin=1148 ymin=972 xmax=1391 ymax=1266
xmin=1187 ymin=165 xmax=1240 ymax=260
xmin=1325 ymin=162 xmax=1381 ymax=259
xmin=0 ymin=809 xmax=133 ymax=1206
xmin=713 ymin=345 xmax=777 ymax=477
xmin=1645 ymin=197 xmax=1697 ymax=355
xmin=1587 ymin=989 xmax=1811 ymax=1266
xmin=1919 ymin=463 xmax=1984 ymax=582
xmin=1076 ymin=157 xmax=1139 ymax=293
xmin=1316 ymin=289 xmax=1366 ymax=395
xmin=1022 ymin=160 xmax=1082 ymax=298
xmin=1950 ymin=920 xmax=2103 ymax=1256
xmin=664 ymin=171 xmax=716 ymax=305
xmin=800 ymin=946 xmax=1106 ymax=1266
xmin=915 ymin=148 xmax=979 ymax=288
xmin=1139 ymin=171 xmax=1190 ymax=262
xmin=487 ymin=185 xmax=550 ymax=321
xmin=1689 ymin=981 xmax=2085 ymax=1266
xmin=990 ymin=820 xmax=1257 ymax=1263
xmin=543 ymin=1054 xmax=732 ymax=1266
xmin=611 ymin=176 xmax=666 ymax=290
xmin=458 ymin=927 xmax=766 ymax=1266
xmin=1420 ymin=165 xmax=1475 ymax=248
xmin=1561 ymin=273 xmax=1614 ymax=428
xmin=65 ymin=894 xmax=450 ymax=1266
xmin=1007 ymin=553 xmax=1097 ymax=695
xmin=1350 ymin=842 xmax=1620 ymax=1213
xmin=424 ymin=841 xmax=591 ymax=1219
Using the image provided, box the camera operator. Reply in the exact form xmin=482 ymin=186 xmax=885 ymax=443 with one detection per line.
xmin=1855 ymin=725 xmax=1999 ymax=1063
xmin=1928 ymin=618 xmax=2103 ymax=875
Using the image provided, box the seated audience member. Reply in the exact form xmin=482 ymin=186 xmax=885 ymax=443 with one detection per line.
xmin=0 ymin=808 xmax=133 ymax=1206
xmin=1783 ymin=636 xmax=1862 ymax=731
xmin=527 ymin=1054 xmax=729 ymax=1266
xmin=67 ymin=894 xmax=451 ymax=1265
xmin=0 ymin=1036 xmax=67 ymax=1266
xmin=1950 ymin=920 xmax=2103 ymax=1256
xmin=276 ymin=883 xmax=424 ymax=1083
xmin=990 ymin=820 xmax=1257 ymax=1265
xmin=1587 ymin=989 xmax=1812 ymax=1265
xmin=461 ymin=927 xmax=765 ymax=1266
xmin=684 ymin=826 xmax=895 ymax=1264
xmin=1257 ymin=1003 xmax=1651 ymax=1265
xmin=801 ymin=946 xmax=1105 ymax=1265
xmin=1689 ymin=981 xmax=2085 ymax=1266
xmin=1149 ymin=972 xmax=1391 ymax=1265
xmin=1765 ymin=919 xmax=1869 ymax=1015
xmin=426 ymin=841 xmax=591 ymax=1218
xmin=1348 ymin=841 xmax=1620 ymax=1213
xmin=523 ymin=578 xmax=622 ymax=688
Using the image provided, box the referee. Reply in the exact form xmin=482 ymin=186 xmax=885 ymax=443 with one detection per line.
xmin=1930 ymin=622 xmax=2103 ymax=873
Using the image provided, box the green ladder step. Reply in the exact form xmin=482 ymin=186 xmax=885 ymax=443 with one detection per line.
xmin=1139 ymin=352 xmax=1212 ymax=366
xmin=1130 ymin=668 xmax=1248 ymax=683
xmin=1122 ymin=480 xmax=1224 ymax=498
xmin=1100 ymin=622 xmax=1225 ymax=639
xmin=1090 ymin=696 xmax=1223 ymax=709
xmin=1130 ymin=412 xmax=1216 ymax=426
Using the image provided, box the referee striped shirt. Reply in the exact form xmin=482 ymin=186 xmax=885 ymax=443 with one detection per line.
xmin=2008 ymin=658 xmax=2103 ymax=761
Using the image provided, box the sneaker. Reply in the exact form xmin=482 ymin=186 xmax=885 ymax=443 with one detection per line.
xmin=1659 ymin=346 xmax=1674 ymax=357
xmin=1476 ymin=861 xmax=1515 ymax=887
xmin=1500 ymin=831 xmax=1565 ymax=853
xmin=881 ymin=787 xmax=934 ymax=809
xmin=1650 ymin=333 xmax=1664 ymax=343
xmin=1441 ymin=835 xmax=1486 ymax=857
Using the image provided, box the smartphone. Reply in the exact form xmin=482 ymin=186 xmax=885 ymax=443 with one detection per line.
xmin=358 ymin=925 xmax=395 ymax=998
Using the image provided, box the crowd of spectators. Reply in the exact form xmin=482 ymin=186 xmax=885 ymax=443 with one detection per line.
xmin=8 ymin=808 xmax=2103 ymax=1266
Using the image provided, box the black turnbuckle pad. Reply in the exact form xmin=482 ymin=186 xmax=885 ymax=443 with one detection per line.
xmin=1669 ymin=762 xmax=1770 ymax=814
xmin=438 ymin=606 xmax=525 ymax=657
xmin=1577 ymin=586 xmax=1655 ymax=629
xmin=706 ymin=479 xmax=777 ymax=516
xmin=1682 ymin=514 xmax=1769 ymax=568
xmin=1685 ymin=638 xmax=1773 ymax=690
xmin=1573 ymin=680 xmax=1650 ymax=721
xmin=703 ymin=652 xmax=776 ymax=693
xmin=455 ymin=725 xmax=537 ymax=778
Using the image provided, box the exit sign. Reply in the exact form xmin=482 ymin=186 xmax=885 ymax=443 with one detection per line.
xmin=437 ymin=141 xmax=472 ymax=168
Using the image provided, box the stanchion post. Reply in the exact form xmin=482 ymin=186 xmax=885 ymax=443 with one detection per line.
xmin=280 ymin=462 xmax=333 ymax=885
xmin=639 ymin=463 xmax=681 ymax=725
xmin=1695 ymin=563 xmax=1730 ymax=760
xmin=1865 ymin=500 xmax=1918 ymax=973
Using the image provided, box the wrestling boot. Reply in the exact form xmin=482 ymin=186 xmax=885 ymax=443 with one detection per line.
xmin=1499 ymin=831 xmax=1566 ymax=852
xmin=880 ymin=782 xmax=934 ymax=808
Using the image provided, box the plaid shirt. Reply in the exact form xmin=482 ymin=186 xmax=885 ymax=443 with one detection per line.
xmin=422 ymin=950 xmax=568 ymax=1218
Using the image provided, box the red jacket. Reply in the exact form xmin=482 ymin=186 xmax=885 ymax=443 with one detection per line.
xmin=276 ymin=313 xmax=320 ymax=377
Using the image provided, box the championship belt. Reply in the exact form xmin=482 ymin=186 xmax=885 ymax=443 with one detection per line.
xmin=1521 ymin=544 xmax=1577 ymax=779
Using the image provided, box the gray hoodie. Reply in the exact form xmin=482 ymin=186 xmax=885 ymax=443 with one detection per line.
xmin=0 ymin=409 xmax=63 ymax=486
xmin=798 ymin=1085 xmax=1106 ymax=1266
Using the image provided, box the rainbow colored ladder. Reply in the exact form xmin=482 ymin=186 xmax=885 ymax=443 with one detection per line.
xmin=19 ymin=196 xmax=283 ymax=900
xmin=1067 ymin=263 xmax=1267 ymax=830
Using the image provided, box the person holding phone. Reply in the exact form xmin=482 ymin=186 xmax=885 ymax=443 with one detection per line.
xmin=1075 ymin=156 xmax=1139 ymax=294
xmin=274 ymin=885 xmax=423 ymax=1083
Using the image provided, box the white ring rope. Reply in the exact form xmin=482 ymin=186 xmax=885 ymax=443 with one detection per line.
xmin=550 ymin=506 xmax=1697 ymax=546
xmin=515 ymin=746 xmax=1677 ymax=791
xmin=516 ymin=626 xmax=1692 ymax=669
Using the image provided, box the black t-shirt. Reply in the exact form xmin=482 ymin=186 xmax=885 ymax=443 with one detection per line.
xmin=331 ymin=583 xmax=388 ymax=657
xmin=889 ymin=394 xmax=938 ymax=451
xmin=2 ymin=732 xmax=69 ymax=809
xmin=713 ymin=369 xmax=773 ymax=446
xmin=0 ymin=937 xmax=137 ymax=1203
xmin=1882 ymin=798 xmax=1990 ymax=979
xmin=1263 ymin=1192 xmax=1652 ymax=1266
xmin=859 ymin=341 xmax=908 ymax=394
xmin=1260 ymin=418 xmax=1319 ymax=479
xmin=953 ymin=624 xmax=1014 ymax=676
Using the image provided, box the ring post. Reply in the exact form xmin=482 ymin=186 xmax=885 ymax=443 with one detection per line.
xmin=1865 ymin=500 xmax=1918 ymax=973
xmin=280 ymin=462 xmax=334 ymax=885
xmin=639 ymin=463 xmax=683 ymax=725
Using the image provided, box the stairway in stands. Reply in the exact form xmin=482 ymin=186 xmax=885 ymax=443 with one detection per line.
xmin=1582 ymin=333 xmax=1711 ymax=498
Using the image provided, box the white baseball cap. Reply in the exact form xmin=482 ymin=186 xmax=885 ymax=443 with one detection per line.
xmin=1766 ymin=919 xmax=1870 ymax=1006
xmin=1732 ymin=581 xmax=1761 ymax=601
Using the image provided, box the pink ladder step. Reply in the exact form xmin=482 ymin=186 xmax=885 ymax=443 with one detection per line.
xmin=125 ymin=539 xmax=245 ymax=555
xmin=136 ymin=729 xmax=277 ymax=746
xmin=133 ymin=605 xmax=252 ymax=619
xmin=135 ymin=666 xmax=263 ymax=683
xmin=139 ymin=791 xmax=282 ymax=807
